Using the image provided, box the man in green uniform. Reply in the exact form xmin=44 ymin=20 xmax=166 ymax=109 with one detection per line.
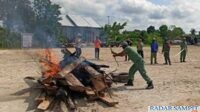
xmin=111 ymin=42 xmax=154 ymax=89
xmin=162 ymin=39 xmax=171 ymax=65
xmin=180 ymin=38 xmax=187 ymax=62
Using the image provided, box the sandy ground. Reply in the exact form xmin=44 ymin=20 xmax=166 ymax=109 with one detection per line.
xmin=0 ymin=46 xmax=200 ymax=112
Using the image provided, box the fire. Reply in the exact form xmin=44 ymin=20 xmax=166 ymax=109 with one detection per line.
xmin=38 ymin=49 xmax=61 ymax=78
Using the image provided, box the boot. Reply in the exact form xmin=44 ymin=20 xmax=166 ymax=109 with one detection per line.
xmin=146 ymin=81 xmax=154 ymax=89
xmin=124 ymin=80 xmax=133 ymax=86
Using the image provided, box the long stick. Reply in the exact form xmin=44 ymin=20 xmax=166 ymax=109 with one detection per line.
xmin=173 ymin=48 xmax=185 ymax=57
xmin=109 ymin=47 xmax=119 ymax=67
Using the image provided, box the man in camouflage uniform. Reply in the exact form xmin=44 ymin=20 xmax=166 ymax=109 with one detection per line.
xmin=111 ymin=42 xmax=154 ymax=89
xmin=162 ymin=39 xmax=171 ymax=65
xmin=180 ymin=38 xmax=187 ymax=62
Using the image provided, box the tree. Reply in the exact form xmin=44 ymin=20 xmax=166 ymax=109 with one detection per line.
xmin=0 ymin=27 xmax=21 ymax=48
xmin=190 ymin=28 xmax=196 ymax=36
xmin=159 ymin=25 xmax=168 ymax=39
xmin=172 ymin=27 xmax=184 ymax=39
xmin=33 ymin=0 xmax=61 ymax=47
xmin=0 ymin=0 xmax=35 ymax=32
xmin=147 ymin=26 xmax=155 ymax=34
xmin=103 ymin=22 xmax=127 ymax=41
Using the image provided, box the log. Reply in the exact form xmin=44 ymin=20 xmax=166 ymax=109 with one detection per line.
xmin=58 ymin=58 xmax=85 ymax=77
xmin=37 ymin=97 xmax=54 ymax=110
xmin=64 ymin=73 xmax=86 ymax=92
xmin=84 ymin=65 xmax=107 ymax=92
xmin=85 ymin=89 xmax=98 ymax=101
xmin=85 ymin=89 xmax=95 ymax=96
xmin=35 ymin=91 xmax=46 ymax=103
xmin=111 ymin=72 xmax=128 ymax=83
xmin=91 ymin=76 xmax=107 ymax=91
xmin=60 ymin=101 xmax=68 ymax=112
xmin=99 ymin=96 xmax=118 ymax=107
xmin=84 ymin=65 xmax=102 ymax=76
xmin=66 ymin=96 xmax=76 ymax=110
xmin=58 ymin=72 xmax=88 ymax=92
xmin=56 ymin=88 xmax=76 ymax=110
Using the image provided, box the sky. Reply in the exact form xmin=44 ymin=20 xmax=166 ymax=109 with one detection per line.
xmin=51 ymin=0 xmax=200 ymax=33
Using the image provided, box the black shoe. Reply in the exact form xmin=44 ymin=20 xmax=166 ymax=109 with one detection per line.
xmin=163 ymin=63 xmax=167 ymax=65
xmin=146 ymin=81 xmax=154 ymax=89
xmin=124 ymin=80 xmax=133 ymax=86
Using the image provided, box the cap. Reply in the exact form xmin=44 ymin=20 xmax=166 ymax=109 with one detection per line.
xmin=120 ymin=41 xmax=128 ymax=48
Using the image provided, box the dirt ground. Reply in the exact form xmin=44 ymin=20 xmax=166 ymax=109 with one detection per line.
xmin=0 ymin=46 xmax=200 ymax=112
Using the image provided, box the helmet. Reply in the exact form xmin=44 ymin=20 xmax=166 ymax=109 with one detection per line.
xmin=120 ymin=41 xmax=128 ymax=48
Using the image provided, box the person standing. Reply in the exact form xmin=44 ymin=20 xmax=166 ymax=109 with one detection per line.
xmin=94 ymin=37 xmax=101 ymax=60
xmin=137 ymin=38 xmax=144 ymax=58
xmin=180 ymin=37 xmax=187 ymax=62
xmin=74 ymin=37 xmax=82 ymax=57
xmin=162 ymin=38 xmax=171 ymax=65
xmin=150 ymin=38 xmax=158 ymax=64
xmin=111 ymin=42 xmax=154 ymax=89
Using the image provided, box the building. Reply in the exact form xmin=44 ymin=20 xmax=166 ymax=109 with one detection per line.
xmin=59 ymin=15 xmax=102 ymax=43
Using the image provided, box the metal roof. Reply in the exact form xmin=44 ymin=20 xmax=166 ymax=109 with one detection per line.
xmin=59 ymin=15 xmax=74 ymax=26
xmin=68 ymin=15 xmax=89 ymax=27
xmin=83 ymin=17 xmax=101 ymax=28
xmin=67 ymin=14 xmax=101 ymax=28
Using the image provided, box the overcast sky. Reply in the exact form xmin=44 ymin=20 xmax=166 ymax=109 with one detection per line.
xmin=52 ymin=0 xmax=200 ymax=33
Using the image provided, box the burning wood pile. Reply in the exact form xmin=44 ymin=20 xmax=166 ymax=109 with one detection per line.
xmin=25 ymin=49 xmax=118 ymax=111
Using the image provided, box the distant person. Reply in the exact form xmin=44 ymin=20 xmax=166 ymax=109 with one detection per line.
xmin=150 ymin=38 xmax=158 ymax=64
xmin=162 ymin=38 xmax=171 ymax=65
xmin=137 ymin=38 xmax=144 ymax=58
xmin=180 ymin=37 xmax=187 ymax=62
xmin=111 ymin=42 xmax=154 ymax=89
xmin=74 ymin=37 xmax=82 ymax=57
xmin=94 ymin=37 xmax=101 ymax=60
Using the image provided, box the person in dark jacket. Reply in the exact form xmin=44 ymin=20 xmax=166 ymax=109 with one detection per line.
xmin=162 ymin=38 xmax=171 ymax=65
xmin=150 ymin=38 xmax=158 ymax=64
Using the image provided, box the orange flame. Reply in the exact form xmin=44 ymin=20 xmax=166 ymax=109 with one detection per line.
xmin=39 ymin=49 xmax=61 ymax=78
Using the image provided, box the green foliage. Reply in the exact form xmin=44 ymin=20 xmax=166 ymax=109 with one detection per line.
xmin=0 ymin=0 xmax=35 ymax=32
xmin=147 ymin=26 xmax=155 ymax=34
xmin=103 ymin=23 xmax=187 ymax=46
xmin=103 ymin=22 xmax=127 ymax=42
xmin=190 ymin=28 xmax=196 ymax=35
xmin=168 ymin=27 xmax=185 ymax=39
xmin=57 ymin=35 xmax=68 ymax=45
xmin=0 ymin=27 xmax=21 ymax=48
xmin=159 ymin=25 xmax=168 ymax=39
xmin=33 ymin=0 xmax=61 ymax=39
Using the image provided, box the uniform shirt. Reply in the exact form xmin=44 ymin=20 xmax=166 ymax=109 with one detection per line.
xmin=137 ymin=42 xmax=143 ymax=51
xmin=94 ymin=39 xmax=101 ymax=48
xmin=124 ymin=46 xmax=142 ymax=63
xmin=162 ymin=42 xmax=170 ymax=52
xmin=180 ymin=40 xmax=187 ymax=50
